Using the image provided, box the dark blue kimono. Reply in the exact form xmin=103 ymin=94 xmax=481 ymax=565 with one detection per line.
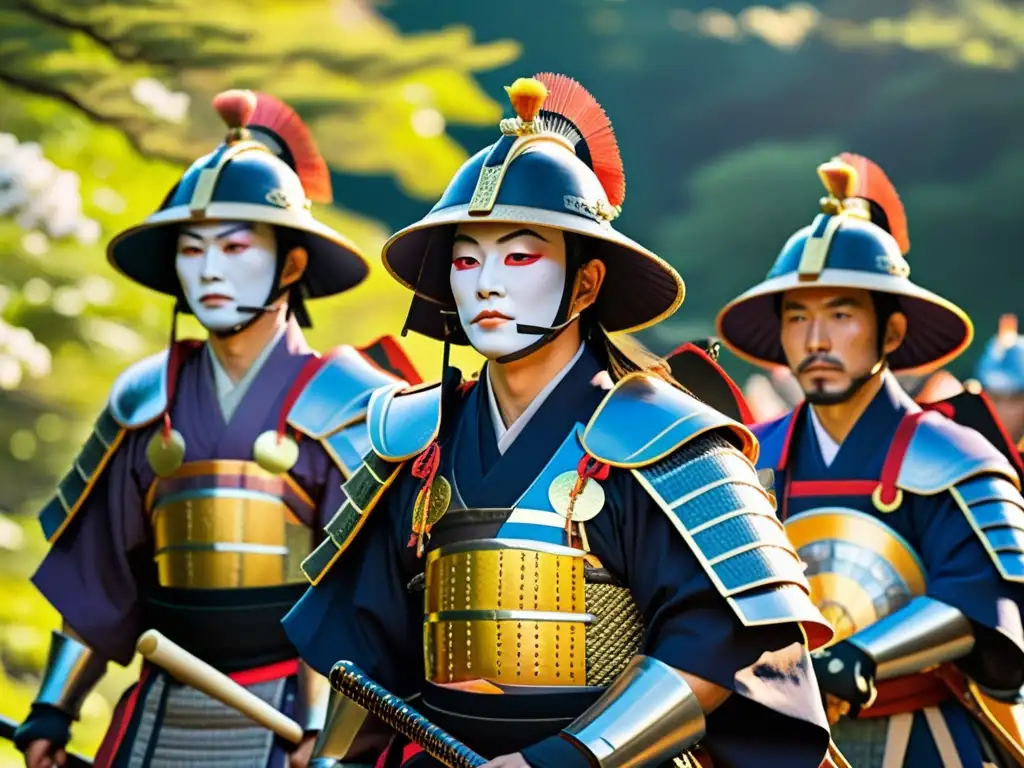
xmin=286 ymin=347 xmax=834 ymax=768
xmin=755 ymin=372 xmax=1024 ymax=767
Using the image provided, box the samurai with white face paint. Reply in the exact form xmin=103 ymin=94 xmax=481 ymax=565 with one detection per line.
xmin=175 ymin=220 xmax=281 ymax=334
xmin=450 ymin=223 xmax=569 ymax=361
xmin=289 ymin=73 xmax=836 ymax=768
xmin=17 ymin=90 xmax=425 ymax=768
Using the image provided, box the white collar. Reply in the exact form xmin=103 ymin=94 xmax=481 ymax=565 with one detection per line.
xmin=207 ymin=323 xmax=286 ymax=421
xmin=808 ymin=405 xmax=841 ymax=467
xmin=486 ymin=342 xmax=586 ymax=455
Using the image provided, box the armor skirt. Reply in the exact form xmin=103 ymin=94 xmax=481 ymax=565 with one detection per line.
xmin=93 ymin=663 xmax=296 ymax=768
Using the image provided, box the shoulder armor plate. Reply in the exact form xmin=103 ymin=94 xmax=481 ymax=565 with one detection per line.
xmin=582 ymin=372 xmax=757 ymax=468
xmin=301 ymin=452 xmax=404 ymax=584
xmin=950 ymin=473 xmax=1024 ymax=583
xmin=634 ymin=432 xmax=833 ymax=650
xmin=288 ymin=346 xmax=403 ymax=441
xmin=366 ymin=381 xmax=443 ymax=462
xmin=108 ymin=350 xmax=170 ymax=429
xmin=897 ymin=412 xmax=1020 ymax=495
xmin=39 ymin=408 xmax=127 ymax=543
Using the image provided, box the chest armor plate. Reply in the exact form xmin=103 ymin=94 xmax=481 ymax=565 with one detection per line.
xmin=422 ymin=427 xmax=642 ymax=688
xmin=784 ymin=507 xmax=926 ymax=643
xmin=147 ymin=460 xmax=315 ymax=589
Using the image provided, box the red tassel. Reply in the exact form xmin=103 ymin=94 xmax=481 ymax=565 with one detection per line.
xmin=410 ymin=441 xmax=442 ymax=557
xmin=836 ymin=152 xmax=909 ymax=255
xmin=250 ymin=92 xmax=332 ymax=203
xmin=534 ymin=72 xmax=625 ymax=208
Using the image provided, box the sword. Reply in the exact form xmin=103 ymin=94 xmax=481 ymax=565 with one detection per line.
xmin=0 ymin=714 xmax=92 ymax=768
xmin=329 ymin=661 xmax=486 ymax=768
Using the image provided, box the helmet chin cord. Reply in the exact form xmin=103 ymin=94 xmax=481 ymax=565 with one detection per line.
xmin=209 ymin=247 xmax=293 ymax=339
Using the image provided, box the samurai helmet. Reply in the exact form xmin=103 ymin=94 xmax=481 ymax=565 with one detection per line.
xmin=717 ymin=153 xmax=972 ymax=373
xmin=976 ymin=315 xmax=1024 ymax=395
xmin=381 ymin=73 xmax=684 ymax=348
xmin=108 ymin=90 xmax=368 ymax=325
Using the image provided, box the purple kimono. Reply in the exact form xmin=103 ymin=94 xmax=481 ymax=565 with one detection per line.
xmin=32 ymin=320 xmax=401 ymax=767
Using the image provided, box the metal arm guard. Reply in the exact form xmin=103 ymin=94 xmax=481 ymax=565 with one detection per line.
xmin=295 ymin=663 xmax=333 ymax=733
xmin=34 ymin=630 xmax=108 ymax=719
xmin=310 ymin=689 xmax=371 ymax=763
xmin=847 ymin=596 xmax=975 ymax=681
xmin=561 ymin=656 xmax=706 ymax=768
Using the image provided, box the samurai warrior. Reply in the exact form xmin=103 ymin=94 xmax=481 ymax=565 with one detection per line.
xmin=974 ymin=315 xmax=1024 ymax=448
xmin=14 ymin=91 xmax=417 ymax=768
xmin=284 ymin=74 xmax=837 ymax=767
xmin=716 ymin=153 xmax=1024 ymax=766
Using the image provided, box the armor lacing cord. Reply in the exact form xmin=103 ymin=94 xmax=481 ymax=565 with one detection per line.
xmin=410 ymin=441 xmax=442 ymax=558
xmin=874 ymin=411 xmax=928 ymax=511
xmin=565 ymin=455 xmax=610 ymax=549
xmin=157 ymin=314 xmax=200 ymax=448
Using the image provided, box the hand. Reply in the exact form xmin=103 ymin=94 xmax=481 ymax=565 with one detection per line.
xmin=482 ymin=753 xmax=531 ymax=768
xmin=23 ymin=740 xmax=67 ymax=768
xmin=812 ymin=642 xmax=877 ymax=718
xmin=289 ymin=732 xmax=318 ymax=768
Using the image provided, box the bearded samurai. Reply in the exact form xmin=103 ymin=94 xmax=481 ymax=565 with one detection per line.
xmin=281 ymin=74 xmax=839 ymax=768
xmin=716 ymin=153 xmax=1024 ymax=767
xmin=14 ymin=91 xmax=418 ymax=768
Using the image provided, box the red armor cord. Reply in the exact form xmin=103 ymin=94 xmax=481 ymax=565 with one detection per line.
xmin=410 ymin=441 xmax=442 ymax=557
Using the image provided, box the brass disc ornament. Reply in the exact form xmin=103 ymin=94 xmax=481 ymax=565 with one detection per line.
xmin=254 ymin=430 xmax=300 ymax=474
xmin=147 ymin=429 xmax=186 ymax=477
xmin=548 ymin=470 xmax=606 ymax=522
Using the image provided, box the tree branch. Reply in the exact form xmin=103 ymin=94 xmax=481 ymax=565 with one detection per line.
xmin=0 ymin=70 xmax=190 ymax=165
xmin=14 ymin=0 xmax=189 ymax=67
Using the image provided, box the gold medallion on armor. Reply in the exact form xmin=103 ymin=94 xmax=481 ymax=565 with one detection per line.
xmin=146 ymin=429 xmax=186 ymax=477
xmin=425 ymin=476 xmax=452 ymax=526
xmin=254 ymin=430 xmax=299 ymax=474
xmin=549 ymin=470 xmax=606 ymax=522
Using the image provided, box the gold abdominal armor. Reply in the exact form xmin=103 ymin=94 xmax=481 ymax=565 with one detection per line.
xmin=424 ymin=540 xmax=642 ymax=687
xmin=148 ymin=460 xmax=315 ymax=589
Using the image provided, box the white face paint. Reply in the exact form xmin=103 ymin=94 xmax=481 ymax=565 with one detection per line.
xmin=175 ymin=221 xmax=278 ymax=333
xmin=449 ymin=222 xmax=568 ymax=360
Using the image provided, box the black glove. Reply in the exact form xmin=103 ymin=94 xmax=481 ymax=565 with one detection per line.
xmin=12 ymin=703 xmax=73 ymax=753
xmin=812 ymin=641 xmax=878 ymax=717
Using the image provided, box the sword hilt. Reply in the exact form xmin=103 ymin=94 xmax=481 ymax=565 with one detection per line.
xmin=329 ymin=660 xmax=487 ymax=768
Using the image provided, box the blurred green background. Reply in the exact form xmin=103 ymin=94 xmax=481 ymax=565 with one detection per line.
xmin=1 ymin=0 xmax=1022 ymax=762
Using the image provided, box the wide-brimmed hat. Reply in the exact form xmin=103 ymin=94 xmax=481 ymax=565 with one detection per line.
xmin=108 ymin=91 xmax=367 ymax=301
xmin=382 ymin=73 xmax=684 ymax=342
xmin=717 ymin=155 xmax=972 ymax=373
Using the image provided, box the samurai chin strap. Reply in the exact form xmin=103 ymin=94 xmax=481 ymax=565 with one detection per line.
xmin=213 ymin=239 xmax=298 ymax=338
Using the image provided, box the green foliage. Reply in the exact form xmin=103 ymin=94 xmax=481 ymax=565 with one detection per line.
xmin=0 ymin=1 xmax=504 ymax=760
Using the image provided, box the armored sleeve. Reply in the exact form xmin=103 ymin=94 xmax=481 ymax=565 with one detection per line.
xmin=31 ymin=428 xmax=152 ymax=665
xmin=580 ymin=431 xmax=831 ymax=767
xmin=914 ymin=477 xmax=1024 ymax=690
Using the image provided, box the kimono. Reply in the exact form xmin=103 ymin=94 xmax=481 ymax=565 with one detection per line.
xmin=286 ymin=345 xmax=835 ymax=767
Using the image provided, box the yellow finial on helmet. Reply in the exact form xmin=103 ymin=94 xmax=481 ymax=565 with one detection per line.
xmin=505 ymin=78 xmax=548 ymax=123
xmin=816 ymin=158 xmax=860 ymax=216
